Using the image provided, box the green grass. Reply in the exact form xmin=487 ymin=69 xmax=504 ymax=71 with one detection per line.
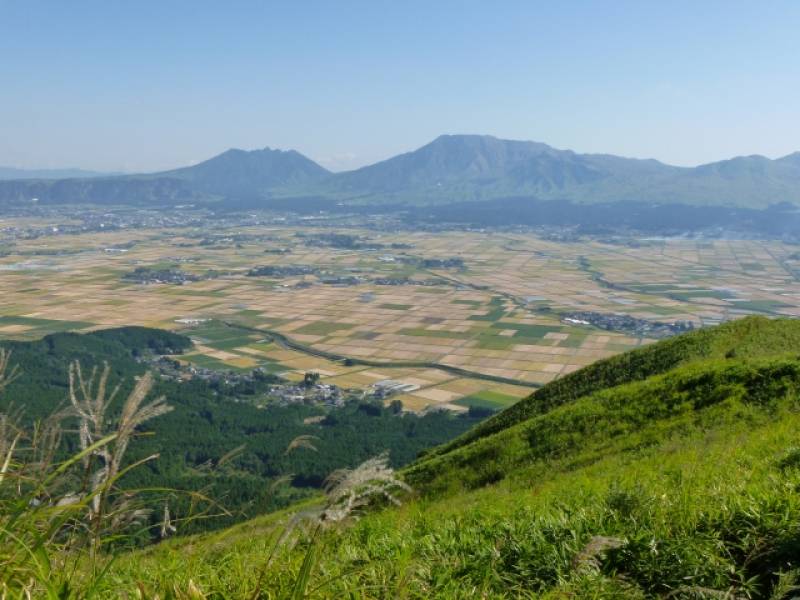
xmin=473 ymin=331 xmax=517 ymax=350
xmin=103 ymin=375 xmax=800 ymax=598
xmin=398 ymin=327 xmax=474 ymax=339
xmin=453 ymin=390 xmax=519 ymax=410
xmin=202 ymin=336 xmax=260 ymax=351
xmin=184 ymin=322 xmax=263 ymax=351
xmin=188 ymin=322 xmax=247 ymax=341
xmin=182 ymin=353 xmax=254 ymax=372
xmin=407 ymin=355 xmax=800 ymax=493
xmin=452 ymin=299 xmax=482 ymax=307
xmin=468 ymin=296 xmax=507 ymax=322
xmin=470 ymin=324 xmax=564 ymax=350
xmin=0 ymin=314 xmax=93 ymax=333
xmin=430 ymin=316 xmax=800 ymax=458
xmin=728 ymin=299 xmax=791 ymax=313
xmin=557 ymin=334 xmax=587 ymax=348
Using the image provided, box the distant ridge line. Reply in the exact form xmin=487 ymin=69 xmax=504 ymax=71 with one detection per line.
xmin=1 ymin=134 xmax=800 ymax=210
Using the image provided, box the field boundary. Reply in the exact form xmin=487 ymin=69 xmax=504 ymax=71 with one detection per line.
xmin=222 ymin=320 xmax=541 ymax=389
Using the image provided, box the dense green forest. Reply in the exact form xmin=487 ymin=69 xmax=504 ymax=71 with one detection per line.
xmin=0 ymin=326 xmax=485 ymax=535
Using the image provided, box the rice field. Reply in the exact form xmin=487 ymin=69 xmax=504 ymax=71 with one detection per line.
xmin=1 ymin=220 xmax=799 ymax=410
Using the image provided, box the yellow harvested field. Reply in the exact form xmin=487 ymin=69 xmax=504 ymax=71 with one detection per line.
xmin=0 ymin=324 xmax=32 ymax=333
xmin=413 ymin=388 xmax=461 ymax=403
xmin=2 ymin=222 xmax=798 ymax=410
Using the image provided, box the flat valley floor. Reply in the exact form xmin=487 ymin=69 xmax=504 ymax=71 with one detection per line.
xmin=2 ymin=217 xmax=799 ymax=412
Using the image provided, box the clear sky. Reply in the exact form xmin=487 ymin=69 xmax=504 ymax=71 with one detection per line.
xmin=1 ymin=0 xmax=799 ymax=173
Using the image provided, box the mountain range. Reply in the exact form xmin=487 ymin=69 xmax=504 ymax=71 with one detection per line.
xmin=0 ymin=166 xmax=117 ymax=180
xmin=1 ymin=134 xmax=800 ymax=210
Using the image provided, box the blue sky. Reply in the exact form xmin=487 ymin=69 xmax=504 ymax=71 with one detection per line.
xmin=1 ymin=0 xmax=799 ymax=172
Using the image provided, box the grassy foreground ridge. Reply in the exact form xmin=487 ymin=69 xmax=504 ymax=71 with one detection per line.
xmin=6 ymin=316 xmax=800 ymax=598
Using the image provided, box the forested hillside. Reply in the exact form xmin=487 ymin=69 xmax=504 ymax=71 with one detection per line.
xmin=0 ymin=327 xmax=484 ymax=535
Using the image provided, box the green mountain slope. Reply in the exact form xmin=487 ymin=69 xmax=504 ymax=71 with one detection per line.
xmin=406 ymin=353 xmax=800 ymax=494
xmin=426 ymin=316 xmax=800 ymax=460
xmin=100 ymin=316 xmax=800 ymax=598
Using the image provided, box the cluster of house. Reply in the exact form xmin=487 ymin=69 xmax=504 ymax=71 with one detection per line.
xmin=370 ymin=379 xmax=420 ymax=399
xmin=123 ymin=266 xmax=202 ymax=285
xmin=562 ymin=311 xmax=695 ymax=338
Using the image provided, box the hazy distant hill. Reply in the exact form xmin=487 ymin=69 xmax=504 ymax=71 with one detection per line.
xmin=1 ymin=135 xmax=799 ymax=210
xmin=0 ymin=176 xmax=203 ymax=206
xmin=311 ymin=134 xmax=674 ymax=204
xmin=0 ymin=147 xmax=329 ymax=206
xmin=308 ymin=134 xmax=800 ymax=208
xmin=0 ymin=166 xmax=115 ymax=180
xmin=152 ymin=147 xmax=331 ymax=197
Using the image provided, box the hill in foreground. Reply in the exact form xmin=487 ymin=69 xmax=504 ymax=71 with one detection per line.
xmin=101 ymin=316 xmax=800 ymax=598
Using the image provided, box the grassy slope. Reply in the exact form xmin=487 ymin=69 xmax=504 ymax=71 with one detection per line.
xmin=427 ymin=316 xmax=800 ymax=459
xmin=103 ymin=317 xmax=800 ymax=598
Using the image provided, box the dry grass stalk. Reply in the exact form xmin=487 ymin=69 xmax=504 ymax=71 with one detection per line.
xmin=0 ymin=349 xmax=20 ymax=394
xmin=0 ymin=354 xmax=186 ymax=594
xmin=320 ymin=451 xmax=411 ymax=523
xmin=285 ymin=434 xmax=319 ymax=455
xmin=248 ymin=453 xmax=412 ymax=600
xmin=160 ymin=501 xmax=177 ymax=539
xmin=571 ymin=535 xmax=626 ymax=573
xmin=68 ymin=361 xmax=172 ymax=521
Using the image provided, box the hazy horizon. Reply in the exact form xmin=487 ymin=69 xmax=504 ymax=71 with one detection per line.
xmin=2 ymin=1 xmax=799 ymax=173
xmin=3 ymin=132 xmax=800 ymax=177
